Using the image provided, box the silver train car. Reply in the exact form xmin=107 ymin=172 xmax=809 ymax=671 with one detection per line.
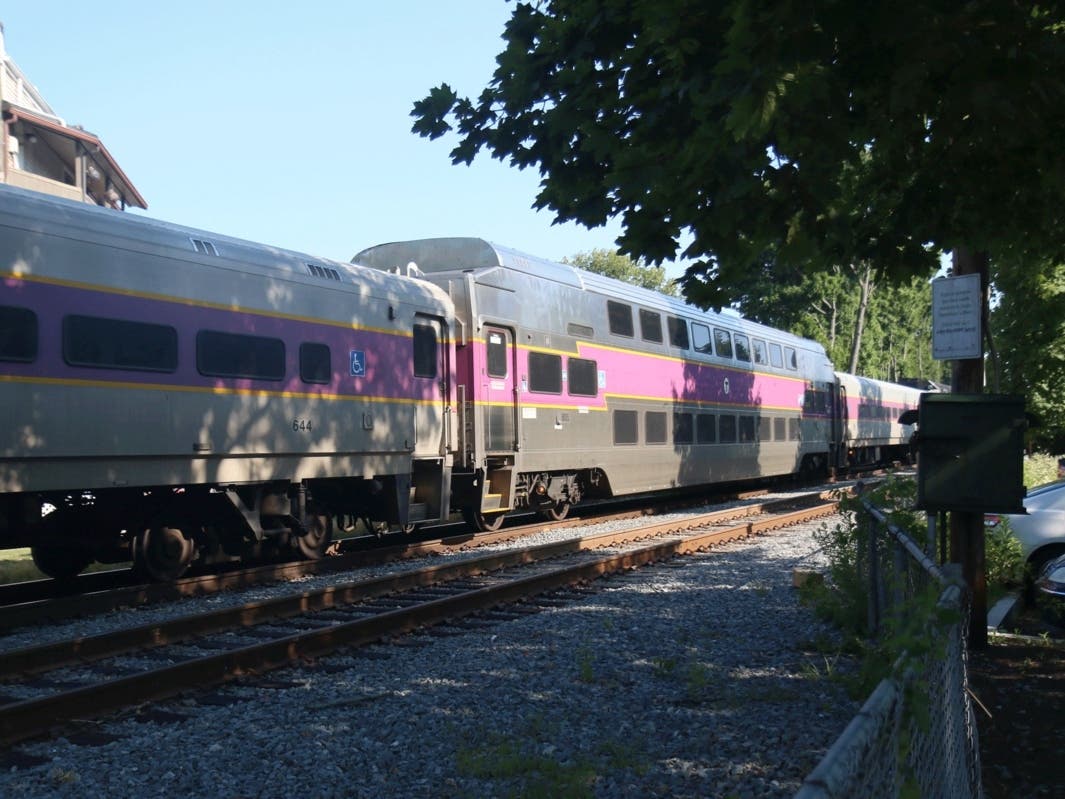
xmin=354 ymin=238 xmax=923 ymax=530
xmin=0 ymin=186 xmax=456 ymax=579
xmin=0 ymin=189 xmax=922 ymax=580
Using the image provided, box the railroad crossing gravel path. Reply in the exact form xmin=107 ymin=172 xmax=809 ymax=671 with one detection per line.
xmin=0 ymin=511 xmax=861 ymax=799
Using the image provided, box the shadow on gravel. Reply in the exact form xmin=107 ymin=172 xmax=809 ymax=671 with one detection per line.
xmin=971 ymin=606 xmax=1065 ymax=799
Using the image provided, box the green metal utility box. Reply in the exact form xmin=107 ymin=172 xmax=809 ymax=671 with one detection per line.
xmin=914 ymin=393 xmax=1026 ymax=514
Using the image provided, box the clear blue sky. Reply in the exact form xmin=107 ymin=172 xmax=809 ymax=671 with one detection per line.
xmin=2 ymin=2 xmax=671 ymax=273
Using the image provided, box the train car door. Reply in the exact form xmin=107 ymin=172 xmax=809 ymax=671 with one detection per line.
xmin=412 ymin=315 xmax=448 ymax=457
xmin=483 ymin=326 xmax=517 ymax=453
xmin=834 ymin=382 xmax=849 ymax=468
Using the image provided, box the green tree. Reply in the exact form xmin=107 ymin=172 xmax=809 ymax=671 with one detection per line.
xmin=562 ymin=248 xmax=679 ymax=296
xmin=991 ymin=257 xmax=1065 ymax=451
xmin=726 ymin=257 xmax=945 ymax=384
xmin=412 ymin=1 xmax=1065 ymax=309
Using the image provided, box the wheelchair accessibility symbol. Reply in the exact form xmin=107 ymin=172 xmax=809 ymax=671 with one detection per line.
xmin=350 ymin=350 xmax=366 ymax=377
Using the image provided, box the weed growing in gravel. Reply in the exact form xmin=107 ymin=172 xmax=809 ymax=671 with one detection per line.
xmin=596 ymin=739 xmax=651 ymax=776
xmin=802 ymin=477 xmax=960 ymax=698
xmin=48 ymin=767 xmax=78 ymax=785
xmin=650 ymin=656 xmax=677 ymax=677
xmin=799 ymin=653 xmax=842 ymax=681
xmin=684 ymin=662 xmax=712 ymax=701
xmin=453 ymin=716 xmax=652 ymax=797
xmin=455 ymin=735 xmax=597 ymax=798
xmin=576 ymin=646 xmax=595 ymax=683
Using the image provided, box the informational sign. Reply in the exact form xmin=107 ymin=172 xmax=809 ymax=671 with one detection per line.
xmin=932 ymin=274 xmax=982 ymax=361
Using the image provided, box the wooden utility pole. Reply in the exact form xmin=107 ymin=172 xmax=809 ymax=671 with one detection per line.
xmin=950 ymin=247 xmax=989 ymax=649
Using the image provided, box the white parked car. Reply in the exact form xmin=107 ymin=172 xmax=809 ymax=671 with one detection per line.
xmin=985 ymin=480 xmax=1065 ymax=572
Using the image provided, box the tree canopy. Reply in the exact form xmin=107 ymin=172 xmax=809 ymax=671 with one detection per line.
xmin=561 ymin=248 xmax=679 ymax=295
xmin=412 ymin=1 xmax=1065 ymax=308
xmin=991 ymin=257 xmax=1065 ymax=451
xmin=728 ymin=255 xmax=949 ymax=384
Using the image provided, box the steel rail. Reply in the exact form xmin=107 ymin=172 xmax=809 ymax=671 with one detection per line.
xmin=0 ymin=500 xmax=841 ymax=745
xmin=0 ymin=494 xmax=836 ymax=678
xmin=0 ymin=487 xmax=842 ymax=630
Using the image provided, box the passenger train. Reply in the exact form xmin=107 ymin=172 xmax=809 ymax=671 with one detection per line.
xmin=0 ymin=185 xmax=922 ymax=580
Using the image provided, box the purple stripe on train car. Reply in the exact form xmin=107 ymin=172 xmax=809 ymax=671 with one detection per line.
xmin=844 ymin=397 xmax=914 ymax=416
xmin=1 ymin=278 xmax=437 ymax=402
xmin=509 ymin=343 xmax=808 ymax=411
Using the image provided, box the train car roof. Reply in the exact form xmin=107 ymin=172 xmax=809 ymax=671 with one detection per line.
xmin=353 ymin=236 xmax=825 ymax=352
xmin=0 ymin=184 xmax=449 ymax=308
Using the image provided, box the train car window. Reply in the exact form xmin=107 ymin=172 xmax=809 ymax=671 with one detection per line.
xmin=784 ymin=346 xmax=798 ymax=370
xmin=529 ymin=351 xmax=562 ymax=394
xmin=713 ymin=328 xmax=733 ymax=359
xmin=639 ymin=309 xmax=663 ymax=343
xmin=696 ymin=414 xmax=716 ymax=443
xmin=486 ymin=330 xmax=507 ymax=378
xmin=567 ymin=322 xmax=594 ymax=338
xmin=758 ymin=416 xmax=772 ymax=441
xmin=645 ymin=411 xmax=667 ymax=444
xmin=64 ymin=315 xmax=178 ymax=373
xmin=719 ymin=415 xmax=738 ymax=443
xmin=734 ymin=334 xmax=751 ymax=362
xmin=197 ymin=330 xmax=284 ymax=380
xmin=788 ymin=418 xmax=801 ymax=440
xmin=413 ymin=324 xmax=438 ymax=378
xmin=691 ymin=323 xmax=712 ymax=353
xmin=0 ymin=305 xmax=37 ymax=362
xmin=667 ymin=317 xmax=690 ymax=349
xmin=299 ymin=343 xmax=331 ymax=384
xmin=607 ymin=301 xmax=634 ymax=337
xmin=774 ymin=417 xmax=786 ymax=441
xmin=739 ymin=416 xmax=756 ymax=442
xmin=752 ymin=339 xmax=768 ymax=365
xmin=804 ymin=384 xmax=828 ymax=415
xmin=613 ymin=410 xmax=638 ymax=444
xmin=568 ymin=357 xmax=598 ymax=397
xmin=769 ymin=342 xmax=784 ymax=368
xmin=673 ymin=412 xmax=694 ymax=444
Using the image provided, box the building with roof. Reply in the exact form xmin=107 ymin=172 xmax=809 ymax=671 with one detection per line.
xmin=0 ymin=22 xmax=145 ymax=210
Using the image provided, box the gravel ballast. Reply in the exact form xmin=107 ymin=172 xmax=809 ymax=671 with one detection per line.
xmin=0 ymin=511 xmax=861 ymax=799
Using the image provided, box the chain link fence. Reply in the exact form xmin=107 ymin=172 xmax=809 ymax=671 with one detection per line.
xmin=795 ymin=498 xmax=983 ymax=799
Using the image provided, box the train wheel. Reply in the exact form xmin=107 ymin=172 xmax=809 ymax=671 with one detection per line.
xmin=538 ymin=502 xmax=571 ymax=522
xmin=296 ymin=514 xmax=333 ymax=560
xmin=31 ymin=545 xmax=92 ymax=581
xmin=133 ymin=526 xmax=195 ymax=581
xmin=462 ymin=508 xmax=506 ymax=532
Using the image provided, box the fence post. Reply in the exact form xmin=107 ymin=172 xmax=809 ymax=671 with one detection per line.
xmin=893 ymin=538 xmax=907 ymax=624
xmin=866 ymin=504 xmax=880 ymax=636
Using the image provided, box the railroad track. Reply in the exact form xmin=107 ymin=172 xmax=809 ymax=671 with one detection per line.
xmin=0 ymin=486 xmax=781 ymax=629
xmin=0 ymin=489 xmax=846 ymax=746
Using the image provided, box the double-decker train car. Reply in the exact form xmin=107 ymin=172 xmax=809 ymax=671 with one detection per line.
xmin=0 ymin=186 xmax=455 ymax=579
xmin=0 ymin=189 xmax=922 ymax=581
xmin=354 ymin=238 xmax=923 ymax=530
